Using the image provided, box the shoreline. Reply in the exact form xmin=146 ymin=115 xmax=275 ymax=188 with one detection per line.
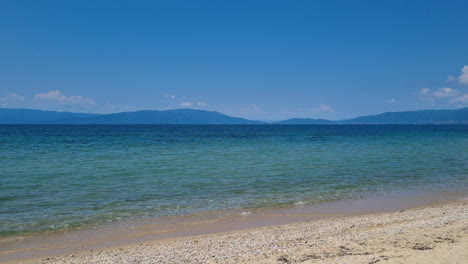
xmin=1 ymin=189 xmax=467 ymax=263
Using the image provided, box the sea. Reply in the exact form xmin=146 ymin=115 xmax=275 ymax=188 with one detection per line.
xmin=1 ymin=125 xmax=467 ymax=237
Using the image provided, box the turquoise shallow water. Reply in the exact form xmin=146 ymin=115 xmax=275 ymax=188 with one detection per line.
xmin=1 ymin=125 xmax=467 ymax=236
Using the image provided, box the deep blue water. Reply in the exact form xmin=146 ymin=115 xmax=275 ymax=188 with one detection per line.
xmin=1 ymin=125 xmax=467 ymax=236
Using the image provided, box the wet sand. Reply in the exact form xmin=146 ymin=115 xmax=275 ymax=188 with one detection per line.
xmin=1 ymin=191 xmax=467 ymax=264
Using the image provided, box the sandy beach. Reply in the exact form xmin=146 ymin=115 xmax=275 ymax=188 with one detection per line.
xmin=3 ymin=196 xmax=467 ymax=264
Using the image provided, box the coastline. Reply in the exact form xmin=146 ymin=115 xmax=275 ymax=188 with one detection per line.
xmin=1 ymin=190 xmax=467 ymax=264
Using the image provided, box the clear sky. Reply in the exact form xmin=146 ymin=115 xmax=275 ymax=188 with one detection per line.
xmin=0 ymin=0 xmax=467 ymax=121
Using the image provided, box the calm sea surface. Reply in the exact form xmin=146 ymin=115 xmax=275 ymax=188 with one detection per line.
xmin=1 ymin=125 xmax=467 ymax=236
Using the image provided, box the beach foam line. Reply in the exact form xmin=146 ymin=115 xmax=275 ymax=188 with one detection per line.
xmin=1 ymin=189 xmax=467 ymax=263
xmin=3 ymin=195 xmax=467 ymax=264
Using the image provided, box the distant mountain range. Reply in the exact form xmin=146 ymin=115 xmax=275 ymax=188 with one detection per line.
xmin=276 ymin=107 xmax=468 ymax=124
xmin=338 ymin=108 xmax=468 ymax=124
xmin=0 ymin=108 xmax=99 ymax=124
xmin=0 ymin=107 xmax=467 ymax=124
xmin=0 ymin=108 xmax=264 ymax=124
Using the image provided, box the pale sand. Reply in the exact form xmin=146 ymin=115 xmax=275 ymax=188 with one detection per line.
xmin=10 ymin=200 xmax=467 ymax=264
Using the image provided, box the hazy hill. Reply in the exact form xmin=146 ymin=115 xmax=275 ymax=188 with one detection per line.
xmin=274 ymin=118 xmax=334 ymax=124
xmin=0 ymin=107 xmax=466 ymax=124
xmin=0 ymin=108 xmax=99 ymax=124
xmin=340 ymin=107 xmax=468 ymax=124
xmin=273 ymin=108 xmax=467 ymax=124
xmin=47 ymin=109 xmax=264 ymax=124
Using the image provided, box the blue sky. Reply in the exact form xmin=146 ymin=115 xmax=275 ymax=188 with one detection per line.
xmin=0 ymin=0 xmax=467 ymax=121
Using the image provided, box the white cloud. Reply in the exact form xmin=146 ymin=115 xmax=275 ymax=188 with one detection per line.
xmin=459 ymin=65 xmax=468 ymax=84
xmin=415 ymin=65 xmax=468 ymax=106
xmin=163 ymin=94 xmax=177 ymax=100
xmin=35 ymin=90 xmax=95 ymax=105
xmin=385 ymin=98 xmax=397 ymax=104
xmin=312 ymin=104 xmax=335 ymax=112
xmin=449 ymin=94 xmax=468 ymax=104
xmin=431 ymin=87 xmax=460 ymax=98
xmin=0 ymin=93 xmax=25 ymax=107
xmin=240 ymin=104 xmax=264 ymax=115
xmin=418 ymin=87 xmax=467 ymax=105
xmin=446 ymin=66 xmax=468 ymax=84
xmin=166 ymin=95 xmax=207 ymax=108
xmin=180 ymin=102 xmax=192 ymax=107
xmin=0 ymin=93 xmax=25 ymax=102
xmin=420 ymin=88 xmax=430 ymax=95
